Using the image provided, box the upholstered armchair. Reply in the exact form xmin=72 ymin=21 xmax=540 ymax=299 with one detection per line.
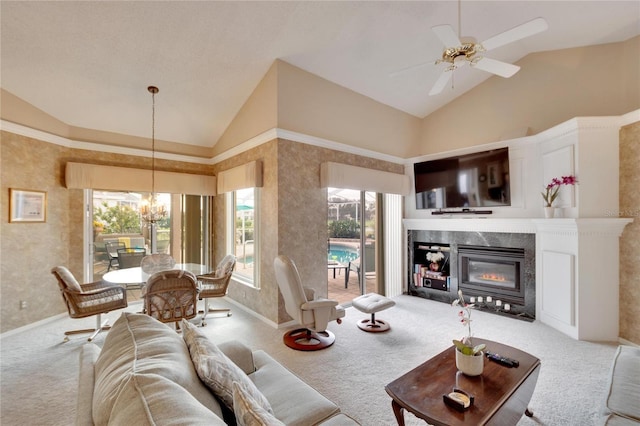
xmin=196 ymin=254 xmax=236 ymax=326
xmin=144 ymin=269 xmax=199 ymax=330
xmin=273 ymin=255 xmax=345 ymax=351
xmin=51 ymin=266 xmax=128 ymax=342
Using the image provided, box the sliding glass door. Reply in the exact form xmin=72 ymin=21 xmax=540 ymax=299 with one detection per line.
xmin=327 ymin=188 xmax=377 ymax=304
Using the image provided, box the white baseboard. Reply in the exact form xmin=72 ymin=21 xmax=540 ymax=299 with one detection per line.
xmin=0 ymin=312 xmax=68 ymax=340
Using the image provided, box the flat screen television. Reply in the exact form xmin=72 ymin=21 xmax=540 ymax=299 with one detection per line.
xmin=414 ymin=147 xmax=510 ymax=210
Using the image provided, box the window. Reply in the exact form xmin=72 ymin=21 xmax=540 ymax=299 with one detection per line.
xmin=89 ymin=190 xmax=172 ymax=280
xmin=227 ymin=188 xmax=259 ymax=287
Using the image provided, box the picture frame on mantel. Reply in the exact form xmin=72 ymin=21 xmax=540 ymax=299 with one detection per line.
xmin=9 ymin=188 xmax=47 ymax=223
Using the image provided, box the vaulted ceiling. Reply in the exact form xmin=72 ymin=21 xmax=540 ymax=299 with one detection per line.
xmin=2 ymin=1 xmax=639 ymax=149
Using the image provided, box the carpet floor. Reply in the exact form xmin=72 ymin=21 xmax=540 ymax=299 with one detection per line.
xmin=0 ymin=294 xmax=619 ymax=425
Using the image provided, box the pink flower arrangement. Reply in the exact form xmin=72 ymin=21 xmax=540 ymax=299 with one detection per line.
xmin=541 ymin=175 xmax=578 ymax=207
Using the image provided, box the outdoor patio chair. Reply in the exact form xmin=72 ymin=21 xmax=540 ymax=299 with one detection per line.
xmin=105 ymin=240 xmax=125 ymax=271
xmin=51 ymin=266 xmax=128 ymax=342
xmin=117 ymin=247 xmax=146 ymax=269
xmin=347 ymin=242 xmax=375 ymax=288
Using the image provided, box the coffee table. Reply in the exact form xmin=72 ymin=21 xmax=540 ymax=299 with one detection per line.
xmin=385 ymin=338 xmax=540 ymax=426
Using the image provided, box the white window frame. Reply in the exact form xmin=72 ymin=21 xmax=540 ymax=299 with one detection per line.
xmin=226 ymin=189 xmax=260 ymax=288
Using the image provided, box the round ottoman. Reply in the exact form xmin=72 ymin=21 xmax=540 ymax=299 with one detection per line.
xmin=352 ymin=293 xmax=395 ymax=332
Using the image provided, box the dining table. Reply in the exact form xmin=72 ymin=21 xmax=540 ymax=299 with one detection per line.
xmin=102 ymin=263 xmax=210 ymax=290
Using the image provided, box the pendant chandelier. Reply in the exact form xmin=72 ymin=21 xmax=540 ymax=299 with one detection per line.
xmin=140 ymin=85 xmax=167 ymax=224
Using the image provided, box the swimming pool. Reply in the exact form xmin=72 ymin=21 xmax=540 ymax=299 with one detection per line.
xmin=328 ymin=243 xmax=359 ymax=264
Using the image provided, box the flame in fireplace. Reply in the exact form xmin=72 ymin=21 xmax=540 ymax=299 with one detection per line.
xmin=480 ymin=273 xmax=507 ymax=282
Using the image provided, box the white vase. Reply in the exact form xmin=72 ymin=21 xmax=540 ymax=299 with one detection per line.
xmin=455 ymin=349 xmax=485 ymax=376
xmin=544 ymin=206 xmax=555 ymax=218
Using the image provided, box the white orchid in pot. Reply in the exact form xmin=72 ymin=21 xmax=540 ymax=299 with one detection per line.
xmin=452 ymin=290 xmax=486 ymax=375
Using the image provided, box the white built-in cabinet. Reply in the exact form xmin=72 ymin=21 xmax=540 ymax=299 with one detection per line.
xmin=404 ymin=111 xmax=638 ymax=341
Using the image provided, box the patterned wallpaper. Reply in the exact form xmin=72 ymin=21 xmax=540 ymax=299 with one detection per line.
xmin=619 ymin=121 xmax=640 ymax=344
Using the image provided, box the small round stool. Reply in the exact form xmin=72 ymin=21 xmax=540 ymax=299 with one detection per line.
xmin=352 ymin=293 xmax=395 ymax=332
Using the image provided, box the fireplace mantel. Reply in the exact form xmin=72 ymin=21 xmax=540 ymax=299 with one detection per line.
xmin=404 ymin=217 xmax=632 ymax=236
xmin=404 ymin=217 xmax=634 ymax=341
xmin=404 ymin=218 xmax=536 ymax=234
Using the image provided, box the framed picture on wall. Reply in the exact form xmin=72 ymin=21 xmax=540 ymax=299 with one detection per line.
xmin=9 ymin=189 xmax=47 ymax=223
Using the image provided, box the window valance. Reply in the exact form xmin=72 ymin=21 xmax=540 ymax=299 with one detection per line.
xmin=65 ymin=162 xmax=216 ymax=196
xmin=216 ymin=160 xmax=263 ymax=194
xmin=320 ymin=162 xmax=410 ymax=196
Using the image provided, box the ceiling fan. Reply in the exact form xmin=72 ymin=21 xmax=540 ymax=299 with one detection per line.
xmin=428 ymin=15 xmax=548 ymax=96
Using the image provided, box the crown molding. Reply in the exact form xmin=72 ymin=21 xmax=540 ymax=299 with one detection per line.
xmin=404 ymin=109 xmax=640 ymax=165
xmin=2 ymin=120 xmax=406 ymax=166
xmin=1 ymin=120 xmax=213 ymax=165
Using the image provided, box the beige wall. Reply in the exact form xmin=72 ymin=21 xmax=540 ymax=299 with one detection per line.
xmin=619 ymin=121 xmax=640 ymax=344
xmin=215 ymin=60 xmax=422 ymax=158
xmin=0 ymin=89 xmax=213 ymax=159
xmin=213 ymin=63 xmax=279 ymax=156
xmin=416 ymin=36 xmax=640 ymax=156
xmin=276 ymin=61 xmax=421 ymax=158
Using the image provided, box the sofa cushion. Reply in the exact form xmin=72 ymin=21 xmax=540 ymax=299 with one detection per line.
xmin=181 ymin=319 xmax=272 ymax=414
xmin=604 ymin=345 xmax=640 ymax=423
xmin=233 ymin=381 xmax=285 ymax=426
xmin=110 ymin=373 xmax=226 ymax=425
xmin=77 ymin=344 xmax=100 ymax=426
xmin=92 ymin=313 xmax=223 ymax=425
xmin=251 ymin=350 xmax=340 ymax=426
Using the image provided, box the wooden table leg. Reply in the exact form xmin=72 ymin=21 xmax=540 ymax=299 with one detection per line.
xmin=391 ymin=400 xmax=405 ymax=426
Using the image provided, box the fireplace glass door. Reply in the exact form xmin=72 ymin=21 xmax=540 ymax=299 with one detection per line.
xmin=458 ymin=245 xmax=525 ymax=305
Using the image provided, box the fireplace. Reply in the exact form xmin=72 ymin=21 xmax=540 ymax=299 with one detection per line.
xmin=458 ymin=245 xmax=525 ymax=305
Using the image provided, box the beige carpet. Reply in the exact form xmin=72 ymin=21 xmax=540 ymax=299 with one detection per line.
xmin=0 ymin=295 xmax=619 ymax=425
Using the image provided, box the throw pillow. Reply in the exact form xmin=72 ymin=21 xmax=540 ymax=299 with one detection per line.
xmin=232 ymin=381 xmax=285 ymax=426
xmin=181 ymin=319 xmax=273 ymax=414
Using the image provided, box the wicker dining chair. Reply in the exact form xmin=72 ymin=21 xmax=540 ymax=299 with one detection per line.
xmin=196 ymin=254 xmax=236 ymax=326
xmin=51 ymin=266 xmax=128 ymax=342
xmin=144 ymin=269 xmax=199 ymax=330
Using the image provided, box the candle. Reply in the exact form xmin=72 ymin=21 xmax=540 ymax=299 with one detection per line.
xmin=477 ymin=296 xmax=483 ymax=303
xmin=470 ymin=297 xmax=476 ymax=303
xmin=504 ymin=303 xmax=511 ymax=311
xmin=486 ymin=296 xmax=493 ymax=303
xmin=496 ymin=300 xmax=502 ymax=307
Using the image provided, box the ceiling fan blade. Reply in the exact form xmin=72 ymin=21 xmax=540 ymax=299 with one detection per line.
xmin=472 ymin=57 xmax=520 ymax=78
xmin=429 ymin=70 xmax=453 ymax=96
xmin=432 ymin=24 xmax=461 ymax=47
xmin=389 ymin=60 xmax=434 ymax=78
xmin=481 ymin=17 xmax=548 ymax=51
